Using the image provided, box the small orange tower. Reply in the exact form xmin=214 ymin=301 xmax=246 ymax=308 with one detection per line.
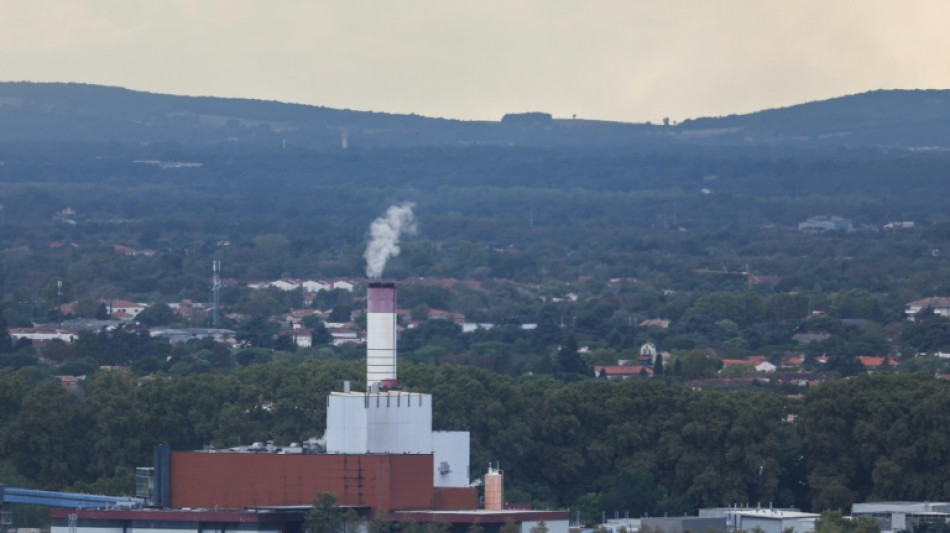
xmin=484 ymin=464 xmax=504 ymax=510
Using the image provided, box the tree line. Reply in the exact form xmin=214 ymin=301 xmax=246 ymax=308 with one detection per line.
xmin=1 ymin=361 xmax=948 ymax=523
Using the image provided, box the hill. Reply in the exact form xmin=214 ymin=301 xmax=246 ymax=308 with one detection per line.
xmin=3 ymin=82 xmax=950 ymax=148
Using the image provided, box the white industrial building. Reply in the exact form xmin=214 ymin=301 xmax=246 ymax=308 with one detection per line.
xmin=852 ymin=502 xmax=950 ymax=533
xmin=324 ymin=282 xmax=471 ymax=489
xmin=698 ymin=507 xmax=818 ymax=533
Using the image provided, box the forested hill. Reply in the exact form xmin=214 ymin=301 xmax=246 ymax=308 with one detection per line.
xmin=3 ymin=82 xmax=950 ymax=148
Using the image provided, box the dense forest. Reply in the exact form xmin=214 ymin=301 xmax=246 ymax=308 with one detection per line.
xmin=3 ymin=84 xmax=950 ymax=525
xmin=1 ymin=364 xmax=949 ymax=521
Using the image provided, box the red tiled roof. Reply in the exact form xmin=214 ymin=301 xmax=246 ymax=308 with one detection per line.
xmin=721 ymin=359 xmax=755 ymax=367
xmin=594 ymin=365 xmax=654 ymax=377
xmin=857 ymin=356 xmax=890 ymax=368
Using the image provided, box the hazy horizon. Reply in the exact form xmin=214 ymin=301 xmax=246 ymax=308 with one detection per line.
xmin=2 ymin=1 xmax=949 ymax=123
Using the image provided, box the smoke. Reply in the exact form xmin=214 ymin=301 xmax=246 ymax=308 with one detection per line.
xmin=364 ymin=203 xmax=417 ymax=279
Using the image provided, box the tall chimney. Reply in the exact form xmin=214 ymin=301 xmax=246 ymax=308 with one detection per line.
xmin=366 ymin=282 xmax=397 ymax=389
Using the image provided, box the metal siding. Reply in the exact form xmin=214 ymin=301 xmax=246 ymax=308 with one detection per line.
xmin=366 ymin=393 xmax=432 ymax=453
xmin=326 ymin=394 xmax=369 ymax=453
xmin=432 ymin=432 xmax=470 ymax=488
xmin=432 ymin=488 xmax=478 ymax=510
xmin=169 ymin=452 xmax=433 ymax=511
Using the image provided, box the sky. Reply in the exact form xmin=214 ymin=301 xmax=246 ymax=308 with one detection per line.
xmin=2 ymin=0 xmax=949 ymax=124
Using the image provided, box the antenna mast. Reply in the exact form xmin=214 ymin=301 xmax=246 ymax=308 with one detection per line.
xmin=212 ymin=260 xmax=221 ymax=328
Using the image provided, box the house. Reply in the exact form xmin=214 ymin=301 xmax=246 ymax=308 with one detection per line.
xmin=328 ymin=327 xmax=360 ymax=345
xmin=103 ymin=299 xmax=147 ymax=319
xmin=112 ymin=244 xmax=156 ymax=257
xmin=270 ymin=279 xmax=301 ymax=291
xmin=301 ymin=280 xmax=331 ymax=293
xmin=905 ymin=297 xmax=950 ymax=319
xmin=332 ymin=280 xmax=355 ymax=292
xmin=56 ymin=375 xmax=84 ymax=390
xmin=639 ymin=318 xmax=671 ymax=329
xmin=857 ymin=356 xmax=892 ymax=371
xmin=293 ymin=328 xmax=313 ymax=349
xmin=780 ymin=353 xmax=805 ymax=368
xmin=755 ymin=361 xmax=778 ymax=373
xmin=594 ymin=365 xmax=654 ymax=380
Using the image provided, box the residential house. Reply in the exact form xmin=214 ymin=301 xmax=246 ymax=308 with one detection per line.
xmin=857 ymin=356 xmax=892 ymax=371
xmin=103 ymin=299 xmax=147 ymax=319
xmin=57 ymin=375 xmax=84 ymax=390
xmin=594 ymin=365 xmax=654 ymax=380
xmin=905 ymin=297 xmax=950 ymax=319
xmin=639 ymin=318 xmax=671 ymax=329
xmin=332 ymin=280 xmax=355 ymax=292
xmin=293 ymin=328 xmax=313 ymax=349
xmin=270 ymin=279 xmax=301 ymax=291
xmin=302 ymin=280 xmax=332 ymax=293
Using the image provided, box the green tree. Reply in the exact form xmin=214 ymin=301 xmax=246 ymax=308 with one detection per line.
xmin=136 ymin=303 xmax=176 ymax=326
xmin=500 ymin=518 xmax=519 ymax=533
xmin=306 ymin=492 xmax=346 ymax=533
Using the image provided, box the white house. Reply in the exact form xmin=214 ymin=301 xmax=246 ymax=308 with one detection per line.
xmin=905 ymin=297 xmax=950 ymax=319
xmin=332 ymin=280 xmax=355 ymax=292
xmin=104 ymin=299 xmax=147 ymax=318
xmin=270 ymin=280 xmax=301 ymax=291
xmin=301 ymin=280 xmax=331 ymax=293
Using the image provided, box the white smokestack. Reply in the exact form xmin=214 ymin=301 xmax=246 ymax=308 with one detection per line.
xmin=364 ymin=203 xmax=417 ymax=279
xmin=366 ymin=282 xmax=397 ymax=389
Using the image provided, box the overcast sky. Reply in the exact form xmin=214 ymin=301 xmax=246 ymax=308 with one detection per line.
xmin=2 ymin=0 xmax=948 ymax=123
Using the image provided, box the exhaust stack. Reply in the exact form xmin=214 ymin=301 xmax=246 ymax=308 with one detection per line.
xmin=366 ymin=282 xmax=397 ymax=390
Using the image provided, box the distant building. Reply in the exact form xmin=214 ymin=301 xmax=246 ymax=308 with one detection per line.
xmin=905 ymin=297 xmax=950 ymax=319
xmin=852 ymin=501 xmax=950 ymax=533
xmin=702 ymin=507 xmax=818 ymax=533
xmin=798 ymin=215 xmax=853 ymax=233
xmin=148 ymin=328 xmax=234 ymax=344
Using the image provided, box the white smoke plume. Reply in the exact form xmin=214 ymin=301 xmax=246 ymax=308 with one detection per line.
xmin=364 ymin=203 xmax=417 ymax=279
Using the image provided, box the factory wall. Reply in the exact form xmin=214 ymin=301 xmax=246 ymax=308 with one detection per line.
xmin=169 ymin=452 xmax=433 ymax=511
xmin=433 ymin=431 xmax=470 ymax=487
xmin=432 ymin=488 xmax=479 ymax=510
xmin=327 ymin=392 xmax=433 ymax=454
xmin=366 ymin=392 xmax=432 ymax=453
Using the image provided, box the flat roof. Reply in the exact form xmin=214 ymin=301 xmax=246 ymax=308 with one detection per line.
xmin=734 ymin=510 xmax=819 ymax=519
xmin=50 ymin=508 xmax=304 ymax=523
xmin=392 ymin=509 xmax=570 ymax=523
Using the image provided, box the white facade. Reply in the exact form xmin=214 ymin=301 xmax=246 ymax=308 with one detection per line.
xmin=326 ymin=392 xmax=433 ymax=454
xmin=433 ymin=431 xmax=470 ymax=488
xmin=325 ymin=391 xmax=471 ymax=487
xmin=852 ymin=502 xmax=950 ymax=533
xmin=726 ymin=509 xmax=818 ymax=533
xmin=302 ymin=280 xmax=331 ymax=293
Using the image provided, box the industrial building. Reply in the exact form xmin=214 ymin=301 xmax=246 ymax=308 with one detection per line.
xmin=851 ymin=501 xmax=950 ymax=533
xmin=49 ymin=282 xmax=568 ymax=533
